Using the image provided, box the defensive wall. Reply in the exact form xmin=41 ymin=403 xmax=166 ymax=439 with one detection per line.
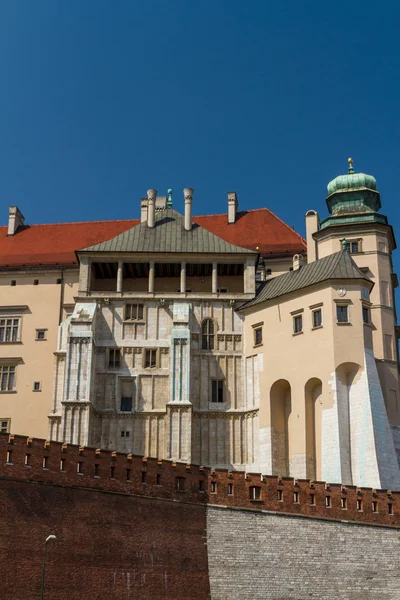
xmin=0 ymin=433 xmax=399 ymax=599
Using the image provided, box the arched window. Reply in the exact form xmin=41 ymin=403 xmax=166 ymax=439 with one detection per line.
xmin=202 ymin=319 xmax=215 ymax=350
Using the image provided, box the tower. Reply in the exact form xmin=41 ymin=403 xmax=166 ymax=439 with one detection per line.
xmin=308 ymin=159 xmax=400 ymax=466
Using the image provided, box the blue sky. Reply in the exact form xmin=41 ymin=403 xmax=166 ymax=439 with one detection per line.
xmin=0 ymin=1 xmax=399 ymax=249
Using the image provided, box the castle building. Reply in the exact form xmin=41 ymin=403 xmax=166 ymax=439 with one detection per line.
xmin=0 ymin=162 xmax=399 ymax=490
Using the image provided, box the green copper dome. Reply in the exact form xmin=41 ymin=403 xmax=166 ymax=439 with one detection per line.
xmin=327 ymin=171 xmax=377 ymax=196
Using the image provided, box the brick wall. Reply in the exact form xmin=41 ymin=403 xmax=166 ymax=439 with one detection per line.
xmin=0 ymin=433 xmax=399 ymax=527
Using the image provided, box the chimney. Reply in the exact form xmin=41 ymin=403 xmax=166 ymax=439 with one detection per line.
xmin=305 ymin=210 xmax=319 ymax=263
xmin=184 ymin=188 xmax=194 ymax=231
xmin=228 ymin=192 xmax=238 ymax=224
xmin=141 ymin=199 xmax=148 ymax=223
xmin=293 ymin=254 xmax=304 ymax=271
xmin=8 ymin=206 xmax=25 ymax=236
xmin=147 ymin=189 xmax=157 ymax=228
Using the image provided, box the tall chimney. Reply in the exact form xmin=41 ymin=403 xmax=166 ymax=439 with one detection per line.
xmin=228 ymin=192 xmax=238 ymax=224
xmin=292 ymin=254 xmax=304 ymax=271
xmin=8 ymin=206 xmax=25 ymax=236
xmin=141 ymin=199 xmax=148 ymax=223
xmin=184 ymin=188 xmax=194 ymax=231
xmin=147 ymin=189 xmax=157 ymax=228
xmin=305 ymin=210 xmax=319 ymax=263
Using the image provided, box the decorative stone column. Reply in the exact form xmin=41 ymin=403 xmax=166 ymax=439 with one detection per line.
xmin=78 ymin=256 xmax=91 ymax=295
xmin=117 ymin=261 xmax=123 ymax=293
xmin=180 ymin=262 xmax=186 ymax=293
xmin=212 ymin=263 xmax=218 ymax=294
xmin=149 ymin=261 xmax=155 ymax=293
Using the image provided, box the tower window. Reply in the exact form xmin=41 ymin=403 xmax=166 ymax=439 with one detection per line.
xmin=293 ymin=315 xmax=303 ymax=334
xmin=33 ymin=381 xmax=41 ymax=392
xmin=336 ymin=305 xmax=348 ymax=323
xmin=254 ymin=327 xmax=263 ymax=346
xmin=312 ymin=309 xmax=322 ymax=328
xmin=202 ymin=319 xmax=215 ymax=350
xmin=36 ymin=329 xmax=47 ymax=341
xmin=33 ymin=279 xmax=39 ymax=286
xmin=362 ymin=305 xmax=370 ymax=324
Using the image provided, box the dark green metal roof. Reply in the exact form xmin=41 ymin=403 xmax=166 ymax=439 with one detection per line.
xmin=79 ymin=209 xmax=256 ymax=255
xmin=240 ymin=250 xmax=371 ymax=309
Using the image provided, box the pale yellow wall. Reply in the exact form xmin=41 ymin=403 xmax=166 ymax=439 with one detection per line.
xmin=260 ymin=257 xmax=294 ymax=279
xmin=242 ymin=282 xmax=371 ymax=477
xmin=0 ymin=268 xmax=78 ymax=438
xmin=316 ymin=226 xmax=400 ymax=424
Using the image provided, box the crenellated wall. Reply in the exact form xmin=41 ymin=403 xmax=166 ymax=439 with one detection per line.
xmin=0 ymin=432 xmax=400 ymax=599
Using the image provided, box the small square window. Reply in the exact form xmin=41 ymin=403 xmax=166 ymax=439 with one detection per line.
xmin=33 ymin=381 xmax=41 ymax=392
xmin=36 ymin=329 xmax=47 ymax=341
xmin=337 ymin=305 xmax=348 ymax=323
xmin=144 ymin=349 xmax=157 ymax=369
xmin=312 ymin=309 xmax=322 ymax=328
xmin=33 ymin=279 xmax=39 ymax=286
xmin=10 ymin=280 xmax=16 ymax=286
xmin=108 ymin=348 xmax=121 ymax=368
xmin=211 ymin=380 xmax=224 ymax=403
xmin=266 ymin=268 xmax=272 ymax=276
xmin=293 ymin=315 xmax=302 ymax=334
xmin=0 ymin=419 xmax=10 ymax=433
xmin=56 ymin=278 xmax=62 ymax=285
xmin=254 ymin=327 xmax=263 ymax=346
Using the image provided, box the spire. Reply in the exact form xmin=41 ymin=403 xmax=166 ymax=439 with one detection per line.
xmin=348 ymin=157 xmax=354 ymax=174
xmin=167 ymin=189 xmax=173 ymax=208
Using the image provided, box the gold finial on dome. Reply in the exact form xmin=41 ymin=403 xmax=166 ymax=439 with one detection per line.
xmin=347 ymin=157 xmax=354 ymax=174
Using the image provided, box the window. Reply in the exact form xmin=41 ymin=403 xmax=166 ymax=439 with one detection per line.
xmin=120 ymin=397 xmax=132 ymax=411
xmin=388 ymin=503 xmax=393 ymax=515
xmin=33 ymin=279 xmax=39 ymax=286
xmin=108 ymin=349 xmax=121 ymax=368
xmin=33 ymin=381 xmax=41 ymax=392
xmin=211 ymin=380 xmax=224 ymax=403
xmin=126 ymin=469 xmax=131 ymax=481
xmin=0 ymin=365 xmax=16 ymax=392
xmin=312 ymin=309 xmax=322 ymax=328
xmin=121 ymin=430 xmax=130 ymax=438
xmin=202 ymin=319 xmax=215 ymax=350
xmin=362 ymin=305 xmax=370 ymax=324
xmin=228 ymin=483 xmax=234 ymax=495
xmin=249 ymin=486 xmax=261 ymax=501
xmin=310 ymin=494 xmax=315 ymax=505
xmin=56 ymin=278 xmax=62 ymax=285
xmin=0 ymin=318 xmax=21 ymax=343
xmin=325 ymin=496 xmax=331 ymax=507
xmin=0 ymin=419 xmax=10 ymax=433
xmin=336 ymin=305 xmax=348 ymax=323
xmin=210 ymin=481 xmax=216 ymax=493
xmin=141 ymin=470 xmax=146 ymax=483
xmin=124 ymin=303 xmax=144 ymax=321
xmin=293 ymin=315 xmax=302 ymax=334
xmin=198 ymin=479 xmax=204 ymax=492
xmin=10 ymin=280 xmax=16 ymax=286
xmin=294 ymin=491 xmax=299 ymax=503
xmin=254 ymin=327 xmax=263 ymax=346
xmin=357 ymin=499 xmax=363 ymax=511
xmin=255 ymin=272 xmax=262 ymax=282
xmin=157 ymin=474 xmax=162 ymax=485
xmin=144 ymin=349 xmax=157 ymax=369
xmin=341 ymin=497 xmax=347 ymax=509
xmin=36 ymin=329 xmax=47 ymax=341
xmin=345 ymin=241 xmax=359 ymax=254
xmin=175 ymin=477 xmax=185 ymax=492
xmin=277 ymin=489 xmax=283 ymax=501
xmin=266 ymin=269 xmax=272 ymax=276
xmin=372 ymin=501 xmax=378 ymax=513
xmin=217 ymin=288 xmax=228 ymax=293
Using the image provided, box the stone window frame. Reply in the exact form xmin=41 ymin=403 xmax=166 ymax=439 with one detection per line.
xmin=0 ymin=316 xmax=22 ymax=344
xmin=201 ymin=317 xmax=217 ymax=351
xmin=124 ymin=303 xmax=146 ymax=322
xmin=362 ymin=301 xmax=372 ymax=326
xmin=0 ymin=418 xmax=10 ymax=433
xmin=143 ymin=348 xmax=159 ymax=369
xmin=309 ymin=302 xmax=323 ymax=330
xmin=341 ymin=237 xmax=363 ymax=254
xmin=0 ymin=361 xmax=18 ymax=393
xmin=119 ymin=376 xmax=135 ymax=412
xmin=210 ymin=379 xmax=225 ymax=404
xmin=252 ymin=321 xmax=263 ymax=347
xmin=334 ymin=299 xmax=352 ymax=326
xmin=291 ymin=308 xmax=304 ymax=336
xmin=107 ymin=347 xmax=122 ymax=369
xmin=35 ymin=328 xmax=47 ymax=341
xmin=32 ymin=381 xmax=42 ymax=392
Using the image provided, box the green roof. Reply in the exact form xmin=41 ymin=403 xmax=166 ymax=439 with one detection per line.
xmin=79 ymin=209 xmax=256 ymax=255
xmin=240 ymin=250 xmax=371 ymax=309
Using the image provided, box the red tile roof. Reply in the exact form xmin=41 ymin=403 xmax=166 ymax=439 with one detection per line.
xmin=0 ymin=208 xmax=306 ymax=269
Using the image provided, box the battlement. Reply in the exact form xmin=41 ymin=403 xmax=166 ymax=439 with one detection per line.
xmin=0 ymin=433 xmax=398 ymax=527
